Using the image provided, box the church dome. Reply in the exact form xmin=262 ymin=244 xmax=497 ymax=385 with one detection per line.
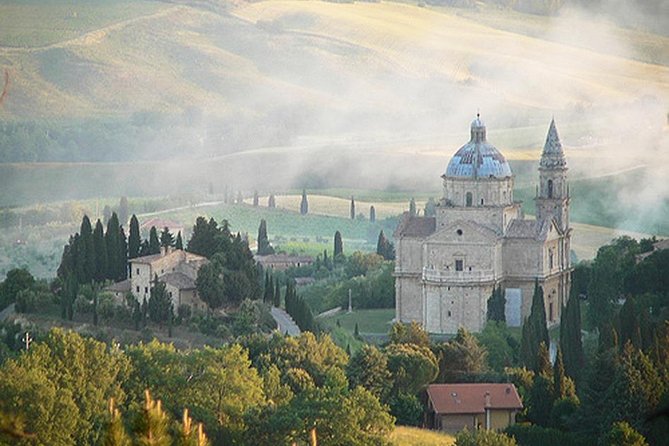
xmin=445 ymin=116 xmax=513 ymax=178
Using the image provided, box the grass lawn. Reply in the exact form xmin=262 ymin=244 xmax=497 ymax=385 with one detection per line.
xmin=389 ymin=426 xmax=455 ymax=446
xmin=321 ymin=308 xmax=396 ymax=335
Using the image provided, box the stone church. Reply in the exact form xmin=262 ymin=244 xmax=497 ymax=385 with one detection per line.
xmin=394 ymin=115 xmax=571 ymax=334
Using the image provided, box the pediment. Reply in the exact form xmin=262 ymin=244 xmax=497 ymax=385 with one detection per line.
xmin=427 ymin=219 xmax=500 ymax=244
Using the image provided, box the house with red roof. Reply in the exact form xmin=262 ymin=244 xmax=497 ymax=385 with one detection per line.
xmin=426 ymin=383 xmax=523 ymax=433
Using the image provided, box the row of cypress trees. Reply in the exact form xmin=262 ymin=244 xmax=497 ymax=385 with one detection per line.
xmin=284 ymin=280 xmax=317 ymax=333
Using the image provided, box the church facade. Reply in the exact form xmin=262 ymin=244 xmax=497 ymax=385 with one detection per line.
xmin=394 ymin=116 xmax=571 ymax=334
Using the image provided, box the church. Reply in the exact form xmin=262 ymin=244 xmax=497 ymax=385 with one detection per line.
xmin=394 ymin=115 xmax=571 ymax=334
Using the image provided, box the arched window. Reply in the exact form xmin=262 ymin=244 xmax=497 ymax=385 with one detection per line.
xmin=547 ymin=179 xmax=554 ymax=199
xmin=466 ymin=192 xmax=473 ymax=207
xmin=480 ymin=198 xmax=484 ymax=206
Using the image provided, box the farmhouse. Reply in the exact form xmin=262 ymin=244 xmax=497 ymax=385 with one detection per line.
xmin=128 ymin=248 xmax=208 ymax=312
xmin=426 ymin=383 xmax=523 ymax=433
xmin=394 ymin=116 xmax=572 ymax=333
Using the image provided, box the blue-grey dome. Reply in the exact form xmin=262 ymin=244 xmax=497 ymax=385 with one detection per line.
xmin=444 ymin=116 xmax=512 ymax=178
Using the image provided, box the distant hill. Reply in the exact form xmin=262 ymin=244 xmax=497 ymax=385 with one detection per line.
xmin=0 ymin=0 xmax=667 ymax=164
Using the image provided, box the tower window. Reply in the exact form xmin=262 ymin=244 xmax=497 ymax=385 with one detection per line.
xmin=466 ymin=192 xmax=473 ymax=207
xmin=547 ymin=179 xmax=554 ymax=199
xmin=480 ymin=198 xmax=484 ymax=205
xmin=549 ymin=302 xmax=554 ymax=322
xmin=455 ymin=260 xmax=464 ymax=271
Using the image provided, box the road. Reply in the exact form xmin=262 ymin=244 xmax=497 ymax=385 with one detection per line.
xmin=271 ymin=307 xmax=301 ymax=336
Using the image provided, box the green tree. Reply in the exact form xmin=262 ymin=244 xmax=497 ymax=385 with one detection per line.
xmin=409 ymin=198 xmax=416 ymax=217
xmin=560 ymin=292 xmax=585 ymax=382
xmin=135 ymin=390 xmax=171 ymax=446
xmin=148 ymin=226 xmax=161 ymax=255
xmin=102 ymin=398 xmax=131 ymax=446
xmin=148 ymin=275 xmax=173 ymax=327
xmin=128 ymin=214 xmax=141 ymax=259
xmin=435 ymin=327 xmax=489 ymax=382
xmin=93 ymin=219 xmax=108 ymax=282
xmin=159 ymin=226 xmax=174 ymax=249
xmin=196 ymin=260 xmax=226 ymax=311
xmin=346 ymin=345 xmax=392 ymax=401
xmin=520 ymin=280 xmax=549 ymax=371
xmin=273 ymin=278 xmax=281 ymax=307
xmin=0 ymin=329 xmax=130 ymax=445
xmin=486 ymin=285 xmax=506 ymax=323
xmin=618 ymin=297 xmax=642 ymax=350
xmin=334 ymin=231 xmax=343 ymax=258
xmin=553 ymin=347 xmax=576 ymax=400
xmin=389 ymin=321 xmax=430 ymax=348
xmin=105 ymin=212 xmax=123 ymax=280
xmin=0 ymin=268 xmax=35 ymax=309
xmin=253 ymin=191 xmax=259 ymax=207
xmin=175 ymin=231 xmax=183 ymax=250
xmin=350 ymin=196 xmax=355 ymax=220
xmin=369 ymin=205 xmax=376 ymax=223
xmin=376 ymin=230 xmax=395 ymax=261
xmin=268 ymin=194 xmax=276 ymax=208
xmin=300 ymin=189 xmax=308 ymax=215
xmin=80 ymin=214 xmax=96 ymax=283
xmin=385 ymin=343 xmax=438 ymax=395
xmin=257 ymin=219 xmax=274 ymax=255
xmin=604 ymin=421 xmax=648 ymax=446
xmin=527 ymin=342 xmax=554 ymax=426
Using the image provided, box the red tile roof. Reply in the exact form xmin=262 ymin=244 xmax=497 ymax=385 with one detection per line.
xmin=427 ymin=383 xmax=523 ymax=415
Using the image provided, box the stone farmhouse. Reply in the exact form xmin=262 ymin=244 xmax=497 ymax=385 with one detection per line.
xmin=107 ymin=248 xmax=208 ymax=312
xmin=426 ymin=383 xmax=523 ymax=433
xmin=394 ymin=116 xmax=572 ymax=334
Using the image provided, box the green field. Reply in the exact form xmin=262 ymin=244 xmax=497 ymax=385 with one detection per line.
xmin=390 ymin=425 xmax=455 ymax=446
xmin=321 ymin=308 xmax=396 ymax=335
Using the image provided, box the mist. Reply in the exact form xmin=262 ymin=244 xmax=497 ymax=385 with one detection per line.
xmin=0 ymin=0 xmax=667 ymax=234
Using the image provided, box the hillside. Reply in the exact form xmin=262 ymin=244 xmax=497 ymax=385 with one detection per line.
xmin=0 ymin=0 xmax=668 ymax=237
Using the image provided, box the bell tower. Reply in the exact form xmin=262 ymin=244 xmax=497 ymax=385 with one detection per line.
xmin=535 ymin=119 xmax=569 ymax=231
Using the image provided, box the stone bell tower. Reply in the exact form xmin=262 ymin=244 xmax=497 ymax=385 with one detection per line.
xmin=535 ymin=119 xmax=569 ymax=231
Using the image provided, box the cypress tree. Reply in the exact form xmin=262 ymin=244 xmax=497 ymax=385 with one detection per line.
xmin=354 ymin=322 xmax=360 ymax=338
xmin=409 ymin=198 xmax=416 ymax=217
xmin=369 ymin=205 xmax=376 ymax=223
xmin=618 ymin=297 xmax=641 ymax=350
xmin=128 ymin=215 xmax=141 ymax=259
xmin=334 ymin=231 xmax=343 ymax=258
xmin=80 ymin=215 xmax=95 ymax=283
xmin=175 ymin=231 xmax=183 ymax=250
xmin=273 ymin=278 xmax=281 ymax=307
xmin=136 ymin=391 xmax=171 ymax=446
xmin=118 ymin=226 xmax=128 ymax=281
xmin=521 ymin=279 xmax=549 ymax=370
xmin=253 ymin=190 xmax=259 ymax=207
xmin=553 ymin=347 xmax=572 ymax=400
xmin=149 ymin=226 xmax=160 ymax=255
xmin=257 ymin=219 xmax=274 ymax=255
xmin=159 ymin=226 xmax=175 ymax=249
xmin=376 ymin=231 xmax=388 ymax=258
xmin=560 ymin=292 xmax=585 ymax=382
xmin=105 ymin=213 xmax=121 ymax=280
xmin=93 ymin=219 xmax=108 ymax=282
xmin=236 ymin=190 xmax=243 ymax=204
xmin=139 ymin=240 xmax=150 ymax=257
xmin=350 ymin=196 xmax=355 ymax=220
xmin=300 ymin=189 xmax=308 ymax=215
xmin=486 ymin=285 xmax=506 ymax=323
xmin=268 ymin=194 xmax=276 ymax=208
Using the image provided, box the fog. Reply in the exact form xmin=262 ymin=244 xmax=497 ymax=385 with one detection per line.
xmin=0 ymin=0 xmax=668 ymax=233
